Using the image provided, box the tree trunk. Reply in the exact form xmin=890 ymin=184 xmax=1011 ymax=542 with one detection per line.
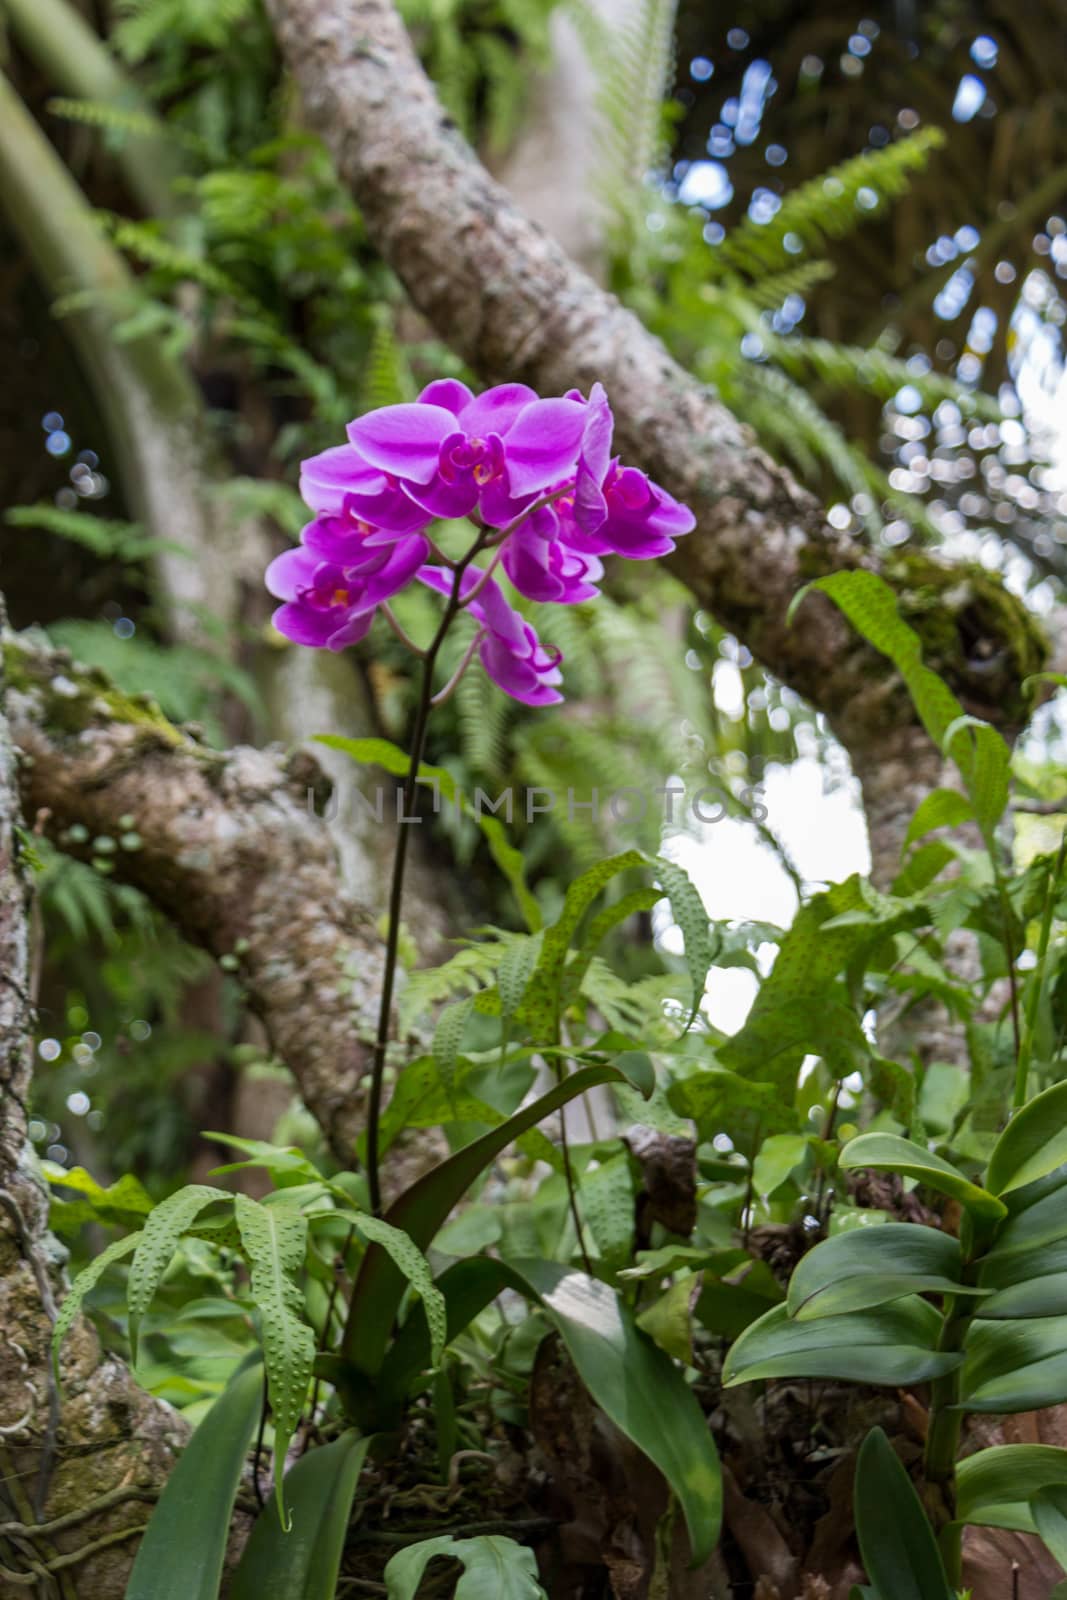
xmin=0 ymin=611 xmax=187 ymax=1600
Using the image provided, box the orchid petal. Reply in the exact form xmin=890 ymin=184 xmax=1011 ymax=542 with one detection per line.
xmin=460 ymin=382 xmax=539 ymax=438
xmin=418 ymin=379 xmax=474 ymax=416
xmin=502 ymin=398 xmax=586 ymax=495
xmin=300 ymin=445 xmax=384 ymax=513
xmin=346 ymin=403 xmax=457 ymax=483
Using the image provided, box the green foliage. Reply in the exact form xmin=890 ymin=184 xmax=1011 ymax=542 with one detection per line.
xmin=384 ymin=1534 xmax=547 ymax=1599
xmin=852 ymin=1429 xmax=955 ymax=1600
xmin=229 ymin=1432 xmax=372 ymax=1600
xmin=716 ymin=131 xmax=946 ymax=278
xmin=233 ymin=1195 xmax=315 ymax=1527
xmin=123 ymin=1357 xmax=264 ymax=1600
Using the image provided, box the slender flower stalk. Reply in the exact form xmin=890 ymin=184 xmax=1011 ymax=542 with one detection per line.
xmin=364 ymin=524 xmax=493 ymax=1214
xmin=263 ymin=377 xmax=695 ymax=1216
xmin=431 ymin=629 xmax=487 ymax=707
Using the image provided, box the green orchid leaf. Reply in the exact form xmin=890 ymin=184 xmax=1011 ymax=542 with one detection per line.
xmin=723 ymin=1299 xmax=961 ymax=1388
xmin=229 ymin=1431 xmax=371 ymax=1600
xmin=957 ymin=1444 xmax=1067 ymax=1531
xmin=123 ymin=1356 xmax=263 ymax=1600
xmin=986 ymin=1081 xmax=1067 ymax=1197
xmin=838 ymin=1133 xmax=1006 ymax=1221
xmin=342 ymin=1063 xmax=644 ymax=1380
xmin=786 ymin=1223 xmax=974 ymax=1320
xmin=854 ymin=1427 xmax=955 ymax=1600
xmin=958 ymin=1316 xmax=1067 ymax=1413
xmin=1032 ymin=1487 xmax=1067 ymax=1571
xmin=508 ymin=1259 xmax=721 ymax=1565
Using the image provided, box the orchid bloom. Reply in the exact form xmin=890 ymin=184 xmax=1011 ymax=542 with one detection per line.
xmin=418 ymin=566 xmax=563 ymax=707
xmin=265 ymin=529 xmax=429 ymax=651
xmin=266 ymin=379 xmax=694 ymax=702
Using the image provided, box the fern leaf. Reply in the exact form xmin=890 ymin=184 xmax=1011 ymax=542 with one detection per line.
xmin=234 ymin=1195 xmax=315 ymax=1528
xmin=53 ymin=1232 xmax=142 ymax=1382
xmin=128 ymin=1185 xmax=232 ymax=1359
xmin=717 ymin=129 xmax=944 ymax=279
xmin=345 ymin=1213 xmax=446 ymax=1366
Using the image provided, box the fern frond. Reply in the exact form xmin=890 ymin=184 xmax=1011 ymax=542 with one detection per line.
xmin=111 ymin=0 xmax=258 ymax=64
xmin=360 ymin=309 xmax=416 ymax=410
xmin=596 ymin=0 xmax=678 ymax=186
xmin=399 ymin=930 xmax=528 ymax=1030
xmin=581 ymin=957 xmax=688 ymax=1037
xmin=103 ymin=215 xmax=252 ymax=305
xmin=722 ymin=258 xmax=836 ymax=312
xmin=769 ymin=333 xmax=1000 ymax=419
xmin=737 ymin=366 xmax=875 ymax=525
xmin=209 ymin=478 xmax=308 ymax=538
xmin=5 ymin=505 xmax=177 ymax=563
xmin=717 ymin=128 xmax=945 ymax=279
xmin=47 ymin=97 xmax=168 ymax=144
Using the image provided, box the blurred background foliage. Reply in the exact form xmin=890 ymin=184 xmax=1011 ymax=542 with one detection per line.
xmin=2 ymin=0 xmax=1065 ymax=1270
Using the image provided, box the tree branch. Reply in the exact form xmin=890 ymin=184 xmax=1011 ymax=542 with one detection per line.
xmin=261 ymin=0 xmax=1044 ymax=768
xmin=4 ymin=629 xmax=386 ymax=1165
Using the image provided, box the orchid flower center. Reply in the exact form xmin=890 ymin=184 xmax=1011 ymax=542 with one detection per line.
xmin=441 ymin=434 xmax=502 ymax=487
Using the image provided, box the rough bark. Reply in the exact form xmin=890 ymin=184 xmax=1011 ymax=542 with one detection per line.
xmin=0 ymin=617 xmax=188 ymax=1600
xmin=262 ymin=0 xmax=1044 ymax=859
xmin=4 ymin=628 xmax=389 ymax=1167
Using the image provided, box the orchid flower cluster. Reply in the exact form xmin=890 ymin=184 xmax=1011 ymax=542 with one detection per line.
xmin=265 ymin=379 xmax=695 ymax=705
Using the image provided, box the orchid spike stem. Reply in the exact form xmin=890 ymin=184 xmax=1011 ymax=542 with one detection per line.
xmin=363 ymin=524 xmax=493 ymax=1216
xmin=431 ymin=630 xmax=487 ymax=706
xmin=380 ymin=603 xmax=426 ymax=656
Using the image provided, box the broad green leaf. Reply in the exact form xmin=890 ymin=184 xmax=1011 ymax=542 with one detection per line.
xmin=976 ymin=1275 xmax=1067 ymax=1320
xmin=958 ymin=1316 xmax=1067 ymax=1413
xmin=853 ymin=1427 xmax=954 ymax=1600
xmin=128 ymin=1185 xmax=232 ymax=1359
xmin=203 ymin=1135 xmax=324 ymax=1185
xmin=510 ymin=1259 xmax=721 ymax=1565
xmin=384 ymin=1534 xmax=546 ymax=1600
xmin=667 ymin=1066 xmax=797 ymax=1138
xmin=316 ymin=736 xmax=540 ymax=928
xmin=904 ymin=788 xmax=975 ymax=848
xmin=723 ymin=1299 xmax=961 ymax=1388
xmin=958 ymin=1444 xmax=1067 ymax=1531
xmin=229 ymin=1431 xmax=371 ymax=1600
xmin=1033 ymin=1487 xmax=1067 ymax=1571
xmin=977 ymin=1236 xmax=1067 ymax=1317
xmin=986 ymin=1081 xmax=1067 ymax=1196
xmin=44 ymin=1164 xmax=153 ymax=1231
xmin=345 ymin=1212 xmax=446 ymax=1367
xmin=752 ymin=1134 xmax=809 ymax=1198
xmin=377 ymin=1256 xmax=512 ymax=1407
xmin=787 ymin=1224 xmax=970 ymax=1321
xmin=648 ymin=855 xmax=713 ymax=1029
xmin=343 ymin=1063 xmax=645 ymax=1381
xmin=235 ymin=1195 xmax=315 ymax=1527
xmin=123 ymin=1357 xmax=263 ymax=1600
xmin=375 ymin=1252 xmax=721 ymax=1563
xmin=53 ymin=1231 xmax=141 ymax=1381
xmin=637 ymin=1274 xmax=697 ymax=1363
xmin=839 ymin=1133 xmax=1006 ymax=1222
